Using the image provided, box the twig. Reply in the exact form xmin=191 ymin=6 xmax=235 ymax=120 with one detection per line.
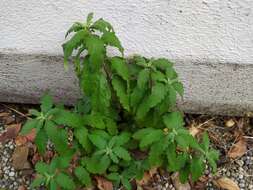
xmin=0 ymin=103 xmax=30 ymax=119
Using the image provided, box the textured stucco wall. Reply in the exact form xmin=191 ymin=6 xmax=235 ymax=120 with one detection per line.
xmin=1 ymin=0 xmax=253 ymax=63
xmin=1 ymin=0 xmax=253 ymax=115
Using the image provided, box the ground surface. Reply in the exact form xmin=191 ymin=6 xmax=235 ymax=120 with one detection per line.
xmin=0 ymin=103 xmax=252 ymax=190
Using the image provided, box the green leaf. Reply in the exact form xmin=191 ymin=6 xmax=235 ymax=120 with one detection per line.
xmin=85 ymin=112 xmax=106 ymax=129
xmin=179 ymin=164 xmax=190 ymax=183
xmin=163 ymin=111 xmax=184 ymax=129
xmin=202 ymin=132 xmax=210 ymax=152
xmin=112 ymin=76 xmax=130 ymax=111
xmin=172 ymin=81 xmax=184 ymax=97
xmin=152 ymin=58 xmax=173 ymax=71
xmin=110 ymin=57 xmax=129 ymax=81
xmin=74 ymin=127 xmax=92 ymax=152
xmin=92 ymin=18 xmax=114 ymax=33
xmin=206 ymin=149 xmax=219 ymax=172
xmin=137 ymin=68 xmax=150 ymax=89
xmin=20 ymin=119 xmax=38 ymax=135
xmin=29 ymin=109 xmax=41 ymax=117
xmin=56 ymin=173 xmax=75 ymax=190
xmin=86 ymin=12 xmax=94 ymax=25
xmin=86 ymin=35 xmax=105 ymax=70
xmin=53 ymin=109 xmax=85 ymax=128
xmin=166 ymin=67 xmax=178 ymax=79
xmin=85 ymin=154 xmax=111 ymax=174
xmin=133 ymin=128 xmax=155 ymax=140
xmin=137 ymin=83 xmax=166 ymax=119
xmin=130 ymin=86 xmax=145 ymax=108
xmin=65 ymin=22 xmax=83 ymax=38
xmin=107 ymin=172 xmax=120 ymax=181
xmin=139 ymin=130 xmax=163 ymax=149
xmin=35 ymin=129 xmax=48 ymax=154
xmin=113 ymin=146 xmax=131 ymax=161
xmin=102 ymin=32 xmax=124 ymax=54
xmin=122 ymin=177 xmax=132 ymax=190
xmin=40 ymin=93 xmax=53 ymax=113
xmin=74 ymin=166 xmax=92 ymax=187
xmin=110 ymin=152 xmax=119 ymax=163
xmin=50 ymin=179 xmax=57 ymax=190
xmin=190 ymin=157 xmax=204 ymax=182
xmin=105 ymin=117 xmax=118 ymax=135
xmin=88 ymin=134 xmax=107 ymax=149
xmin=30 ymin=176 xmax=45 ymax=188
xmin=63 ymin=30 xmax=88 ymax=68
xmin=149 ymin=141 xmax=165 ymax=166
xmin=35 ymin=162 xmax=49 ymax=174
xmin=44 ymin=121 xmax=68 ymax=154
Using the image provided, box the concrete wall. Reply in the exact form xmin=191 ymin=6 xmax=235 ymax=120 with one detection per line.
xmin=1 ymin=0 xmax=253 ymax=115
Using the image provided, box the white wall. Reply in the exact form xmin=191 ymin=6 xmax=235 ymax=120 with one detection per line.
xmin=1 ymin=0 xmax=253 ymax=64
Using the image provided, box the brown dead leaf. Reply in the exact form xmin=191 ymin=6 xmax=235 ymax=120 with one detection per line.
xmin=0 ymin=124 xmax=21 ymax=143
xmin=189 ymin=126 xmax=201 ymax=137
xmin=18 ymin=185 xmax=27 ymax=190
xmin=12 ymin=145 xmax=29 ymax=170
xmin=94 ymin=176 xmax=113 ymax=190
xmin=213 ymin=177 xmax=240 ymax=190
xmin=171 ymin=172 xmax=191 ymax=190
xmin=0 ymin=112 xmax=10 ymax=117
xmin=24 ymin=128 xmax=36 ymax=142
xmin=136 ymin=167 xmax=157 ymax=186
xmin=225 ymin=119 xmax=235 ymax=128
xmin=15 ymin=136 xmax=28 ymax=146
xmin=228 ymin=137 xmax=247 ymax=159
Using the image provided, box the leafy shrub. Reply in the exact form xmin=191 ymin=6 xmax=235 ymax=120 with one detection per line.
xmin=21 ymin=13 xmax=219 ymax=190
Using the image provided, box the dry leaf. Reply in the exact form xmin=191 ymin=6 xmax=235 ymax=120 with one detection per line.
xmin=15 ymin=136 xmax=28 ymax=146
xmin=213 ymin=177 xmax=240 ymax=190
xmin=0 ymin=124 xmax=21 ymax=143
xmin=136 ymin=167 xmax=157 ymax=186
xmin=189 ymin=126 xmax=200 ymax=137
xmin=225 ymin=119 xmax=235 ymax=128
xmin=12 ymin=145 xmax=29 ymax=170
xmin=171 ymin=172 xmax=191 ymax=190
xmin=24 ymin=128 xmax=36 ymax=142
xmin=94 ymin=176 xmax=113 ymax=190
xmin=228 ymin=137 xmax=247 ymax=159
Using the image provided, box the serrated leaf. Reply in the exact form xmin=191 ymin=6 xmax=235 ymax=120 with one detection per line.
xmin=20 ymin=119 xmax=38 ymax=135
xmin=139 ymin=130 xmax=163 ymax=149
xmin=88 ymin=134 xmax=107 ymax=149
xmin=152 ymin=58 xmax=173 ymax=71
xmin=110 ymin=57 xmax=129 ymax=81
xmin=110 ymin=152 xmax=119 ymax=163
xmin=113 ymin=146 xmax=131 ymax=161
xmin=85 ymin=112 xmax=106 ymax=129
xmin=74 ymin=127 xmax=92 ymax=152
xmin=112 ymin=76 xmax=130 ymax=111
xmin=122 ymin=177 xmax=132 ymax=190
xmin=105 ymin=117 xmax=118 ymax=135
xmin=133 ymin=55 xmax=147 ymax=67
xmin=50 ymin=179 xmax=57 ymax=190
xmin=207 ymin=149 xmax=219 ymax=172
xmin=35 ymin=162 xmax=49 ymax=174
xmin=35 ymin=129 xmax=48 ymax=154
xmin=86 ymin=35 xmax=105 ymax=70
xmin=30 ymin=176 xmax=45 ymax=188
xmin=63 ymin=30 xmax=88 ymax=68
xmin=179 ymin=164 xmax=190 ymax=183
xmin=86 ymin=12 xmax=94 ymax=25
xmin=92 ymin=18 xmax=114 ymax=33
xmin=53 ymin=109 xmax=85 ymax=128
xmin=172 ymin=81 xmax=184 ymax=97
xmin=149 ymin=141 xmax=165 ymax=166
xmin=40 ymin=94 xmax=53 ymax=113
xmin=107 ymin=172 xmax=120 ymax=181
xmin=102 ymin=32 xmax=124 ymax=54
xmin=130 ymin=86 xmax=145 ymax=108
xmin=190 ymin=157 xmax=204 ymax=182
xmin=137 ymin=83 xmax=166 ymax=119
xmin=137 ymin=68 xmax=150 ymax=89
xmin=44 ymin=121 xmax=68 ymax=154
xmin=133 ymin=128 xmax=155 ymax=140
xmin=163 ymin=111 xmax=184 ymax=129
xmin=74 ymin=166 xmax=92 ymax=187
xmin=202 ymin=132 xmax=210 ymax=152
xmin=56 ymin=173 xmax=75 ymax=190
xmin=65 ymin=22 xmax=83 ymax=38
xmin=166 ymin=67 xmax=178 ymax=79
xmin=85 ymin=154 xmax=111 ymax=174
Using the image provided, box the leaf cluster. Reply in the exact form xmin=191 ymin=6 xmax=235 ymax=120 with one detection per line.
xmin=21 ymin=13 xmax=219 ymax=190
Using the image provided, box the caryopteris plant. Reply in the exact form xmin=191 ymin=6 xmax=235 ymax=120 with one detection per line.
xmin=20 ymin=13 xmax=219 ymax=190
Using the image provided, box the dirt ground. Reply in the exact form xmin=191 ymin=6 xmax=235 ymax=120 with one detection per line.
xmin=0 ymin=103 xmax=252 ymax=190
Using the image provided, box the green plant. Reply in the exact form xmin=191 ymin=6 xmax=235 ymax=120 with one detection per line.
xmin=21 ymin=13 xmax=219 ymax=190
